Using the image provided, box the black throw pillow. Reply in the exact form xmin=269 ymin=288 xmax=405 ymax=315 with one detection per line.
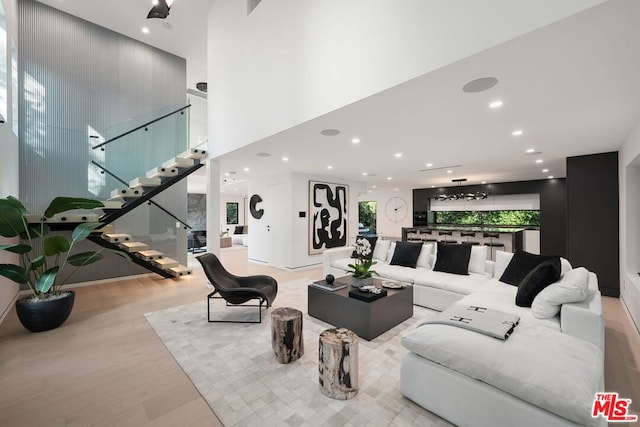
xmin=233 ymin=225 xmax=244 ymax=235
xmin=351 ymin=235 xmax=378 ymax=260
xmin=515 ymin=259 xmax=562 ymax=307
xmin=389 ymin=241 xmax=422 ymax=268
xmin=433 ymin=243 xmax=472 ymax=275
xmin=499 ymin=250 xmax=560 ymax=286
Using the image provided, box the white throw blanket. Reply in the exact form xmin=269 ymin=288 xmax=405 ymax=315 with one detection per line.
xmin=419 ymin=305 xmax=520 ymax=340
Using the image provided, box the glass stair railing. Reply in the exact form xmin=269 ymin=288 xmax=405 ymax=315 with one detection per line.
xmin=23 ymin=105 xmax=206 ymax=279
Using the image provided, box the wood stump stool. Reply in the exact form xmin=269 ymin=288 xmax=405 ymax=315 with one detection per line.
xmin=271 ymin=307 xmax=304 ymax=364
xmin=318 ymin=328 xmax=359 ymax=400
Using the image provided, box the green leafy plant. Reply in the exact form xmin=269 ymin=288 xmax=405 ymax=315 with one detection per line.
xmin=347 ymin=238 xmax=379 ymax=279
xmin=0 ymin=196 xmax=127 ymax=299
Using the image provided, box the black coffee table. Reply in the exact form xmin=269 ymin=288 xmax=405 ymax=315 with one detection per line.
xmin=307 ymin=276 xmax=413 ymax=340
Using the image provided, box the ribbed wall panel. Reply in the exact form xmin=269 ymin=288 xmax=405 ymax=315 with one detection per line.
xmin=18 ymin=0 xmax=188 ymax=282
xmin=18 ymin=0 xmax=186 ymax=210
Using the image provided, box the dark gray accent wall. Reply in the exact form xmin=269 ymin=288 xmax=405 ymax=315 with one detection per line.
xmin=413 ymin=178 xmax=568 ymax=258
xmin=567 ymin=152 xmax=619 ymax=296
xmin=17 ymin=0 xmax=188 ymax=282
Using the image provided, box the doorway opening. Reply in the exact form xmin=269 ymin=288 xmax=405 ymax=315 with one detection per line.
xmin=358 ymin=201 xmax=377 ymax=236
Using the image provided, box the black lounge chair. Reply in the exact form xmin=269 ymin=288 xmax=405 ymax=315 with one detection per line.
xmin=196 ymin=253 xmax=278 ymax=323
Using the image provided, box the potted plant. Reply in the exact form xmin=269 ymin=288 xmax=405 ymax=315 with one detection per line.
xmin=0 ymin=196 xmax=126 ymax=332
xmin=347 ymin=238 xmax=379 ymax=288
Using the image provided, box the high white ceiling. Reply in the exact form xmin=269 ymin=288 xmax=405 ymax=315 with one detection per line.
xmin=35 ymin=0 xmax=640 ymax=197
xmin=35 ymin=0 xmax=213 ymax=91
xmin=213 ymin=0 xmax=640 ymax=195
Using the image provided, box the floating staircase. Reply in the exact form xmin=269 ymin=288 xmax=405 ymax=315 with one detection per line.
xmin=29 ymin=146 xmax=208 ymax=279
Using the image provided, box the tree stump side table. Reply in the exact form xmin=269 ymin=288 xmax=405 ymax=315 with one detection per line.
xmin=271 ymin=307 xmax=304 ymax=364
xmin=318 ymin=327 xmax=359 ymax=400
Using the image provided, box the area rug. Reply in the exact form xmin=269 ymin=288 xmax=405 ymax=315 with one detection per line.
xmin=144 ymin=279 xmax=447 ymax=426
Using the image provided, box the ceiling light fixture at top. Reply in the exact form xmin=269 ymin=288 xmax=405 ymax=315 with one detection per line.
xmin=351 ymin=137 xmax=360 ymax=144
xmin=434 ymin=178 xmax=488 ymax=201
xmin=489 ymin=100 xmax=504 ymax=109
xmin=148 ymin=0 xmax=174 ymax=19
xmin=512 ymin=130 xmax=524 ymax=136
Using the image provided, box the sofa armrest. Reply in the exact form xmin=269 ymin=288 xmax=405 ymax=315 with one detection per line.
xmin=560 ymin=272 xmax=604 ymax=351
xmin=322 ymin=246 xmax=354 ymax=276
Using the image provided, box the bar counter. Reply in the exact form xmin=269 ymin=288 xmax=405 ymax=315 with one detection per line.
xmin=401 ymin=226 xmax=539 ymax=253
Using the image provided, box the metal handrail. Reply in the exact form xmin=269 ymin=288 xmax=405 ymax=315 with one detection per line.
xmin=92 ymin=104 xmax=191 ymax=150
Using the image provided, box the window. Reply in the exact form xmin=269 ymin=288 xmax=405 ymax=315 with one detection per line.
xmin=226 ymin=202 xmax=239 ymax=224
xmin=434 ymin=210 xmax=540 ymax=227
xmin=358 ymin=201 xmax=377 ymax=235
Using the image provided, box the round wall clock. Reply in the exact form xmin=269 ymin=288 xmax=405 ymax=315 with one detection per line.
xmin=385 ymin=196 xmax=408 ymax=223
xmin=249 ymin=194 xmax=264 ymax=219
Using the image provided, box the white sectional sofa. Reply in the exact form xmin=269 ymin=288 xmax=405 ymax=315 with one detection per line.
xmin=322 ymin=240 xmax=605 ymax=427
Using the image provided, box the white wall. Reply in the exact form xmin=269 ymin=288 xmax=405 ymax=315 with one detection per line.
xmin=358 ymin=189 xmax=413 ymax=240
xmin=619 ymin=119 xmax=640 ymax=334
xmin=207 ymin=0 xmax=605 ymax=157
xmin=0 ymin=0 xmax=19 ymax=323
xmin=248 ymin=173 xmax=365 ymax=269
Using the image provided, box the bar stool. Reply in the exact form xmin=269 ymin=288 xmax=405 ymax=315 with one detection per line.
xmin=483 ymin=232 xmax=505 ymax=260
xmin=420 ymin=230 xmax=438 ymax=243
xmin=460 ymin=231 xmax=480 ymax=245
xmin=438 ymin=230 xmax=458 ymax=244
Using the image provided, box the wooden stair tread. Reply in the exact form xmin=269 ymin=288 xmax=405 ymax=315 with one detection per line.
xmin=129 ymin=177 xmax=162 ymax=188
xmin=146 ymin=166 xmax=179 ymax=179
xmin=103 ymin=233 xmax=131 ymax=243
xmin=169 ymin=265 xmax=192 ymax=277
xmin=120 ymin=242 xmax=149 ymax=252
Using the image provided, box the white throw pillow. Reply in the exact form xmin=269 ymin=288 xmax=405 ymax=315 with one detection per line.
xmin=372 ymin=239 xmax=390 ymax=261
xmin=560 ymin=258 xmax=573 ymax=276
xmin=531 ymin=267 xmax=589 ymax=319
xmin=416 ymin=243 xmax=435 ymax=268
xmin=468 ymin=245 xmax=488 ymax=274
xmin=386 ymin=241 xmax=397 ymax=263
xmin=493 ymin=250 xmax=514 ymax=279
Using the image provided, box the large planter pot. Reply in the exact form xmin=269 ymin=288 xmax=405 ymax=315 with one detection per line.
xmin=15 ymin=291 xmax=75 ymax=333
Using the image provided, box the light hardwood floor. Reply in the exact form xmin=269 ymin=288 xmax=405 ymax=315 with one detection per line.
xmin=0 ymin=248 xmax=638 ymax=425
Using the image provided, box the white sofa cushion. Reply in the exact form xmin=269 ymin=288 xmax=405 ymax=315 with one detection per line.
xmin=387 ymin=241 xmax=397 ymax=262
xmin=372 ymin=239 xmax=390 ymax=261
xmin=401 ymin=322 xmax=603 ymax=426
xmin=375 ymin=263 xmax=422 ymax=283
xmin=416 ymin=243 xmax=435 ymax=268
xmin=413 ymin=270 xmax=488 ymax=295
xmin=531 ymin=267 xmax=589 ymax=319
xmin=468 ymin=245 xmax=488 ymax=274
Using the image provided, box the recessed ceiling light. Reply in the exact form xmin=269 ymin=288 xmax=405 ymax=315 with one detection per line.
xmin=282 ymin=157 xmax=289 ymax=161
xmin=394 ymin=153 xmax=402 ymax=158
xmin=535 ymin=159 xmax=543 ymax=164
xmin=542 ymin=169 xmax=549 ymax=173
xmin=394 ymin=188 xmax=399 ymax=191
xmin=446 ymin=170 xmax=452 ymax=174
xmin=526 ymin=148 xmax=535 ymax=153
xmin=462 ymin=77 xmax=498 ymax=93
xmin=352 ymin=137 xmax=360 ymax=144
xmin=387 ymin=177 xmax=392 ymax=181
xmin=243 ymin=167 xmax=250 ymax=172
xmin=224 ymin=172 xmax=229 ymax=176
xmin=142 ymin=27 xmax=150 ymax=34
xmin=431 ymin=185 xmax=435 ymax=188
xmin=321 ymin=129 xmax=340 ymax=136
xmin=372 ymin=185 xmax=377 ymax=189
xmin=548 ymin=176 xmax=554 ymax=179
xmin=426 ymin=163 xmax=433 ymax=167
xmin=362 ymin=172 xmax=368 ymax=176
xmin=512 ymin=130 xmax=524 ymax=136
xmin=327 ymin=165 xmax=333 ymax=170
xmin=482 ymin=181 xmax=487 ymax=184
xmin=489 ymin=100 xmax=503 ymax=109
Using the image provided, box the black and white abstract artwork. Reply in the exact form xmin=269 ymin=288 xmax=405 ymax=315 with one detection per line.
xmin=309 ymin=181 xmax=348 ymax=255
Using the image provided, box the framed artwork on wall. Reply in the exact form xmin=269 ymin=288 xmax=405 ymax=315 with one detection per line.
xmin=309 ymin=181 xmax=348 ymax=255
xmin=226 ymin=202 xmax=239 ymax=224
